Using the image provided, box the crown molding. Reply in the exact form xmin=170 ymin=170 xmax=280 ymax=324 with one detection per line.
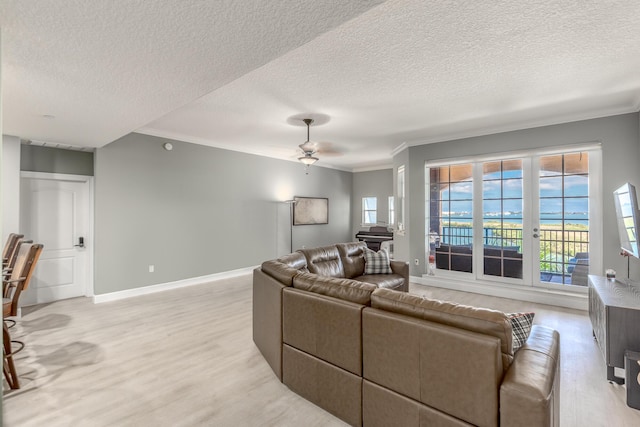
xmin=391 ymin=142 xmax=408 ymax=157
xmin=135 ymin=128 xmax=353 ymax=172
xmin=404 ymin=106 xmax=640 ymax=148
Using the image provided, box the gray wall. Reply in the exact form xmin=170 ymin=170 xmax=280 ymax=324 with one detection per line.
xmin=21 ymin=144 xmax=94 ymax=176
xmin=396 ymin=112 xmax=640 ymax=279
xmin=2 ymin=136 xmax=20 ymax=242
xmin=94 ymin=133 xmax=352 ymax=295
xmin=351 ymin=169 xmax=393 ymax=236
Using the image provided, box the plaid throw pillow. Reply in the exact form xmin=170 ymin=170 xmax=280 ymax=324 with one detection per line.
xmin=507 ymin=312 xmax=535 ymax=353
xmin=364 ymin=248 xmax=392 ymax=274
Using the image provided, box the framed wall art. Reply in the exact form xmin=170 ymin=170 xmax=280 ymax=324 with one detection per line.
xmin=293 ymin=197 xmax=329 ymax=225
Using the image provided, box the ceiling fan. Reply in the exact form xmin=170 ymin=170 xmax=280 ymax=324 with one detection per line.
xmin=298 ymin=118 xmax=319 ymax=167
xmin=294 ymin=116 xmax=343 ymax=174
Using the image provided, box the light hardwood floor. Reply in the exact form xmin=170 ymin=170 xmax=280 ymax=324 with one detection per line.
xmin=3 ymin=275 xmax=640 ymax=426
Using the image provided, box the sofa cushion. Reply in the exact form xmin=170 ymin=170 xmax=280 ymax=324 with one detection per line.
xmin=364 ymin=248 xmax=392 ymax=274
xmin=283 ymin=345 xmax=363 ymax=426
xmin=336 ymin=242 xmax=367 ymax=279
xmin=371 ymin=288 xmax=514 ymax=364
xmin=362 ymin=307 xmax=503 ymax=426
xmin=299 ymin=245 xmax=345 ymax=278
xmin=293 ymin=272 xmax=377 ymax=305
xmin=354 ymin=274 xmax=405 ymax=291
xmin=507 ymin=312 xmax=535 ymax=353
xmin=261 ymin=252 xmax=308 ymax=286
xmin=283 ymin=288 xmax=365 ymax=376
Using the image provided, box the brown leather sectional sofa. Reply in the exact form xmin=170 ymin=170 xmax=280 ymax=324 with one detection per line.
xmin=253 ymin=242 xmax=560 ymax=426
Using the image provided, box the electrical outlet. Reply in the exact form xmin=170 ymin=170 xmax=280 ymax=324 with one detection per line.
xmin=414 ymin=258 xmax=419 ymax=265
xmin=149 ymin=265 xmax=155 ymax=273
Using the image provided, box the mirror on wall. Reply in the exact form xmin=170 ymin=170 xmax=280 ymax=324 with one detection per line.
xmin=613 ymin=182 xmax=640 ymax=258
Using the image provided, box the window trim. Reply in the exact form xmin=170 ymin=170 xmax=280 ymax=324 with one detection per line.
xmin=362 ymin=196 xmax=378 ymax=225
xmin=397 ymin=165 xmax=406 ymax=234
xmin=425 ymin=142 xmax=602 ymax=168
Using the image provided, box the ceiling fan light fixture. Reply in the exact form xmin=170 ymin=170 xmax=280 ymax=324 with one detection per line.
xmin=298 ymin=155 xmax=319 ymax=165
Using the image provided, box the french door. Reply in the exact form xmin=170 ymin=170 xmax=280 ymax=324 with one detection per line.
xmin=426 ymin=147 xmax=601 ymax=290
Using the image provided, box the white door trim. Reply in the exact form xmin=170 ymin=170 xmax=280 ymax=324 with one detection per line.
xmin=20 ymin=171 xmax=94 ymax=298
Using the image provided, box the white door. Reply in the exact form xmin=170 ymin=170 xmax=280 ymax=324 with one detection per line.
xmin=530 ymin=151 xmax=601 ymax=289
xmin=19 ymin=173 xmax=92 ymax=305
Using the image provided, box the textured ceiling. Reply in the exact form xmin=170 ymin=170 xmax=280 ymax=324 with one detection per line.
xmin=3 ymin=0 xmax=640 ymax=171
xmin=0 ymin=0 xmax=383 ymax=147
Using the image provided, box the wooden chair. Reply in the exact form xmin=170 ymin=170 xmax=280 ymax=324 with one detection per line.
xmin=2 ymin=233 xmax=24 ymax=272
xmin=3 ymin=243 xmax=44 ymax=389
xmin=2 ymin=239 xmax=32 ymax=330
xmin=4 ymin=243 xmax=43 ymax=317
xmin=3 ymin=238 xmax=32 ymax=282
xmin=3 ymin=322 xmax=21 ymax=389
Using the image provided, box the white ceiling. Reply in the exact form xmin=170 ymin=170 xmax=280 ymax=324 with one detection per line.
xmin=3 ymin=0 xmax=640 ymax=172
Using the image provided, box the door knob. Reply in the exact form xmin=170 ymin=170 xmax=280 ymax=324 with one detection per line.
xmin=533 ymin=233 xmax=540 ymax=238
xmin=74 ymin=237 xmax=85 ymax=248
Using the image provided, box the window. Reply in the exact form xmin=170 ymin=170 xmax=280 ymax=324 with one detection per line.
xmin=397 ymin=166 xmax=405 ymax=232
xmin=389 ymin=196 xmax=395 ymax=226
xmin=362 ymin=197 xmax=377 ymax=225
xmin=426 ymin=147 xmax=600 ymax=290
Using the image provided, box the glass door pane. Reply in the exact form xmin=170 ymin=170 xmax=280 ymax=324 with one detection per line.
xmin=537 ymin=152 xmax=589 ymax=286
xmin=482 ymin=160 xmax=524 ymax=279
xmin=429 ymin=164 xmax=473 ymax=273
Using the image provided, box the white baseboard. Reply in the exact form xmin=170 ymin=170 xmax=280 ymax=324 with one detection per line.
xmin=93 ymin=266 xmax=257 ymax=304
xmin=411 ymin=275 xmax=588 ymax=311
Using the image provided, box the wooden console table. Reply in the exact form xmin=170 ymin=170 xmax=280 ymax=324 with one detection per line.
xmin=588 ymin=275 xmax=640 ymax=384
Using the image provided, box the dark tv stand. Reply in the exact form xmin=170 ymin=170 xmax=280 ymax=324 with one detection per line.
xmin=588 ymin=275 xmax=640 ymax=383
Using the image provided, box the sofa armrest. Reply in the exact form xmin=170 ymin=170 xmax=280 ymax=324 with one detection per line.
xmin=390 ymin=261 xmax=410 ymax=292
xmin=500 ymin=325 xmax=560 ymax=427
xmin=253 ymin=268 xmax=287 ymax=381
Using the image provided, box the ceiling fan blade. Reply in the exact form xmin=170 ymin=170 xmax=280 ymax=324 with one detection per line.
xmin=314 ymin=141 xmax=344 ymax=157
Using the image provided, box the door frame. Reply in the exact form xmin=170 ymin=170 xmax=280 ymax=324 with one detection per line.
xmin=424 ymin=143 xmax=602 ymax=293
xmin=20 ymin=171 xmax=95 ymax=298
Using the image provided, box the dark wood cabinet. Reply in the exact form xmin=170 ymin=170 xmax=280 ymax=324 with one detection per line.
xmin=588 ymin=275 xmax=640 ymax=383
